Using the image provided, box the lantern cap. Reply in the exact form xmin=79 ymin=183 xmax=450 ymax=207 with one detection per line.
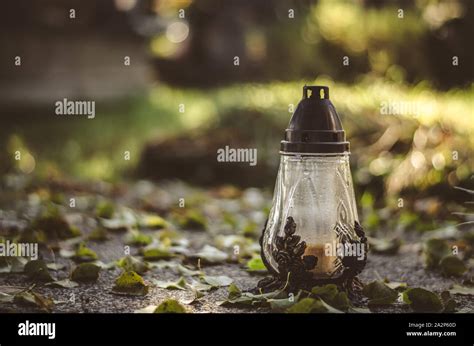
xmin=280 ymin=85 xmax=349 ymax=154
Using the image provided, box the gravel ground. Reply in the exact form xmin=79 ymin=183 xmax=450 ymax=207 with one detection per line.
xmin=1 ymin=229 xmax=473 ymax=314
xmin=0 ymin=179 xmax=472 ymax=313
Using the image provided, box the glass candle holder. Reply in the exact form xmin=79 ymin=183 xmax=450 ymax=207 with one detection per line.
xmin=260 ymin=86 xmax=366 ymax=286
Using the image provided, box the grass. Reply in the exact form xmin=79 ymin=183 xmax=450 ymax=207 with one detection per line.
xmin=2 ymin=78 xmax=472 ymax=187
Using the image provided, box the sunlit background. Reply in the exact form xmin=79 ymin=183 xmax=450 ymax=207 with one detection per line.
xmin=0 ymin=0 xmax=473 ymax=234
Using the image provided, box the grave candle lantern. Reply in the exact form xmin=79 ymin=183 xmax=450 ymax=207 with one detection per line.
xmin=259 ymin=86 xmax=367 ymax=291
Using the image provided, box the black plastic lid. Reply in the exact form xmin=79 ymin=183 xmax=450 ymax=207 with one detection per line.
xmin=280 ymin=85 xmax=349 ymax=154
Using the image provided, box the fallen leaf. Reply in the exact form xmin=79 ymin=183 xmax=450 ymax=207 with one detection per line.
xmin=200 ymin=275 xmax=233 ymax=287
xmin=219 ymin=285 xmax=287 ymax=307
xmin=139 ymin=214 xmax=167 ymax=229
xmin=24 ymin=260 xmax=54 ymax=282
xmin=135 ymin=305 xmax=157 ymax=313
xmin=14 ymin=291 xmax=54 ymax=312
xmin=449 ymin=284 xmax=474 ymax=295
xmin=402 ymin=288 xmax=443 ymax=312
xmin=0 ymin=257 xmax=27 ymax=273
xmin=117 ymin=255 xmax=150 ymax=274
xmin=286 ymin=297 xmax=331 ymax=313
xmin=153 ymin=277 xmax=187 ymax=290
xmin=71 ymin=263 xmax=101 ymax=283
xmin=188 ymin=280 xmax=213 ymax=292
xmin=123 ymin=229 xmax=153 ymax=247
xmin=423 ymin=238 xmax=451 ymax=269
xmin=176 ymin=264 xmax=203 ymax=276
xmin=311 ymin=284 xmax=350 ymax=311
xmin=87 ymin=226 xmax=109 ymax=241
xmin=369 ymin=237 xmax=401 ymax=255
xmin=59 ymin=248 xmax=75 ymax=258
xmin=142 ymin=246 xmax=174 ymax=261
xmin=46 ymin=263 xmax=66 ymax=271
xmin=46 ymin=279 xmax=79 ymax=289
xmin=95 ymin=200 xmax=115 ymax=219
xmin=311 ymin=284 xmax=338 ymax=301
xmin=383 ymin=280 xmax=408 ymax=290
xmin=0 ymin=286 xmax=24 ymax=303
xmin=228 ymin=283 xmax=241 ymax=300
xmin=174 ymin=209 xmax=207 ymax=231
xmin=154 ymin=299 xmax=187 ymax=313
xmin=73 ymin=243 xmax=98 ymax=262
xmin=362 ymin=281 xmax=398 ymax=306
xmin=190 ymin=245 xmax=228 ymax=264
xmin=439 ymin=255 xmax=467 ymax=277
xmin=182 ymin=289 xmax=205 ymax=305
xmin=246 ymin=255 xmax=267 ymax=272
xmin=440 ymin=291 xmax=457 ymax=313
xmin=112 ymin=271 xmax=149 ymax=296
xmin=33 ymin=209 xmax=82 ymax=240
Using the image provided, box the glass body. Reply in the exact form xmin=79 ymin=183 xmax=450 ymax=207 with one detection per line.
xmin=262 ymin=153 xmax=359 ymax=280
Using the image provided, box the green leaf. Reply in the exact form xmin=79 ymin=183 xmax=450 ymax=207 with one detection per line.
xmin=153 ymin=277 xmax=187 ymax=290
xmin=439 ymin=255 xmax=467 ymax=277
xmin=95 ymin=200 xmax=115 ymax=219
xmin=423 ymin=238 xmax=451 ymax=269
xmin=100 ymin=218 xmax=131 ymax=232
xmin=24 ymin=260 xmax=54 ymax=282
xmin=73 ymin=243 xmax=98 ymax=262
xmin=286 ymin=297 xmax=329 ymax=313
xmin=175 ymin=210 xmax=207 ymax=230
xmin=369 ymin=237 xmax=401 ymax=255
xmin=440 ymin=291 xmax=457 ymax=313
xmin=383 ymin=280 xmax=408 ymax=290
xmin=188 ymin=280 xmax=213 ymax=292
xmin=330 ymin=292 xmax=351 ymax=311
xmin=200 ymin=275 xmax=233 ymax=287
xmin=348 ymin=307 xmax=371 ymax=313
xmin=0 ymin=292 xmax=14 ymax=303
xmin=228 ymin=283 xmax=242 ymax=300
xmin=311 ymin=284 xmax=338 ymax=301
xmin=92 ymin=260 xmax=116 ymax=270
xmin=191 ymin=245 xmax=228 ymax=264
xmin=139 ymin=214 xmax=167 ymax=229
xmin=46 ymin=279 xmax=79 ymax=288
xmin=402 ymin=288 xmax=443 ymax=312
xmin=0 ymin=257 xmax=27 ymax=273
xmin=0 ymin=286 xmax=25 ymax=303
xmin=176 ymin=264 xmax=203 ymax=276
xmin=33 ymin=211 xmax=81 ymax=240
xmin=182 ymin=289 xmax=205 ymax=305
xmin=449 ymin=284 xmax=474 ymax=295
xmin=14 ymin=291 xmax=54 ymax=312
xmin=311 ymin=284 xmax=350 ymax=311
xmin=134 ymin=305 xmax=157 ymax=313
xmin=142 ymin=246 xmax=174 ymax=261
xmin=116 ymin=255 xmax=150 ymax=275
xmin=71 ymin=263 xmax=101 ymax=283
xmin=268 ymin=298 xmax=295 ymax=311
xmin=246 ymin=255 xmax=267 ymax=272
xmin=362 ymin=281 xmax=398 ymax=306
xmin=87 ymin=226 xmax=109 ymax=241
xmin=123 ymin=229 xmax=153 ymax=246
xmin=46 ymin=263 xmax=66 ymax=271
xmin=112 ymin=271 xmax=149 ymax=296
xmin=154 ymin=299 xmax=187 ymax=313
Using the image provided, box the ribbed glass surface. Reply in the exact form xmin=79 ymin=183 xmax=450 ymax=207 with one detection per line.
xmin=262 ymin=154 xmax=359 ymax=279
